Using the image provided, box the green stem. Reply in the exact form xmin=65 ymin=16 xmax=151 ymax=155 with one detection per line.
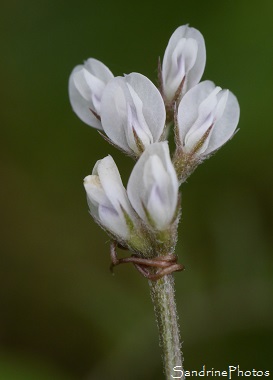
xmin=149 ymin=274 xmax=184 ymax=380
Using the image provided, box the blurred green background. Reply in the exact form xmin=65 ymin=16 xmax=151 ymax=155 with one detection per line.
xmin=1 ymin=0 xmax=273 ymax=379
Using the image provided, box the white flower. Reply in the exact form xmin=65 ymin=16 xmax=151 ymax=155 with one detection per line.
xmin=69 ymin=58 xmax=114 ymax=130
xmin=84 ymin=155 xmax=137 ymax=241
xmin=100 ymin=73 xmax=166 ymax=156
xmin=162 ymin=25 xmax=206 ymax=103
xmin=127 ymin=142 xmax=179 ymax=231
xmin=177 ymin=80 xmax=240 ymax=156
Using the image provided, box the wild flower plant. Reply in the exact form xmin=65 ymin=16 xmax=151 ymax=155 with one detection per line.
xmin=69 ymin=24 xmax=240 ymax=380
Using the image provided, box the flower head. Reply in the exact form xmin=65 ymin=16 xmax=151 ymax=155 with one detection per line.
xmin=100 ymin=73 xmax=166 ymax=157
xmin=69 ymin=58 xmax=114 ymax=130
xmin=177 ymin=80 xmax=240 ymax=156
xmin=127 ymin=142 xmax=179 ymax=231
xmin=162 ymin=25 xmax=206 ymax=104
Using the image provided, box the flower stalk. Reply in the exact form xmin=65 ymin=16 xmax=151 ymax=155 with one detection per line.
xmin=149 ymin=275 xmax=184 ymax=380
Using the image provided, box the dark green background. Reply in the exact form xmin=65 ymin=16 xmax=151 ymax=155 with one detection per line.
xmin=1 ymin=0 xmax=273 ymax=379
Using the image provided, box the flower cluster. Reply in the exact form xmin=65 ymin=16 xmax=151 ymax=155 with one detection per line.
xmin=69 ymin=25 xmax=240 ymax=254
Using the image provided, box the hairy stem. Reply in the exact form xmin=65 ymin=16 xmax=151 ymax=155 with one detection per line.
xmin=149 ymin=274 xmax=184 ymax=380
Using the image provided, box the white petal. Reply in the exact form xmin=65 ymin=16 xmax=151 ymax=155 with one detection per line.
xmin=84 ymin=58 xmax=114 ymax=84
xmin=75 ymin=68 xmax=106 ymax=113
xmin=68 ymin=58 xmax=114 ymax=130
xmin=183 ymin=85 xmax=221 ymax=153
xmin=164 ymin=38 xmax=187 ymax=94
xmin=83 ymin=174 xmax=110 ymax=207
xmin=100 ymin=78 xmax=130 ymax=152
xmin=205 ymin=91 xmax=240 ymax=154
xmin=213 ymin=89 xmax=229 ymax=121
xmin=96 ymin=155 xmax=132 ymax=215
xmin=125 ymin=84 xmax=153 ymax=147
xmin=163 ymin=38 xmax=198 ymax=100
xmin=98 ymin=204 xmax=128 ymax=238
xmin=101 ymin=73 xmax=166 ymax=154
xmin=83 ymin=174 xmax=112 ymax=223
xmin=84 ymin=155 xmax=137 ymax=240
xmin=69 ymin=66 xmax=102 ymax=129
xmin=125 ymin=73 xmax=166 ymax=142
xmin=146 ymin=184 xmax=171 ymax=230
xmin=143 ymin=155 xmax=169 ymax=192
xmin=177 ymin=80 xmax=216 ymax=144
xmin=143 ymin=156 xmax=175 ymax=229
xmin=178 ymin=81 xmax=240 ymax=155
xmin=127 ymin=142 xmax=178 ymax=230
xmin=162 ymin=25 xmax=206 ymax=101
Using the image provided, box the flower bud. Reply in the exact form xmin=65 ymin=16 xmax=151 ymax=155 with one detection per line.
xmin=127 ymin=142 xmax=179 ymax=231
xmin=162 ymin=25 xmax=206 ymax=103
xmin=69 ymin=58 xmax=114 ymax=130
xmin=84 ymin=155 xmax=137 ymax=242
xmin=177 ymin=80 xmax=240 ymax=156
xmin=100 ymin=73 xmax=166 ymax=157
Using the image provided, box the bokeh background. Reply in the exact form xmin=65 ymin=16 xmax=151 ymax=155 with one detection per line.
xmin=1 ymin=0 xmax=273 ymax=379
